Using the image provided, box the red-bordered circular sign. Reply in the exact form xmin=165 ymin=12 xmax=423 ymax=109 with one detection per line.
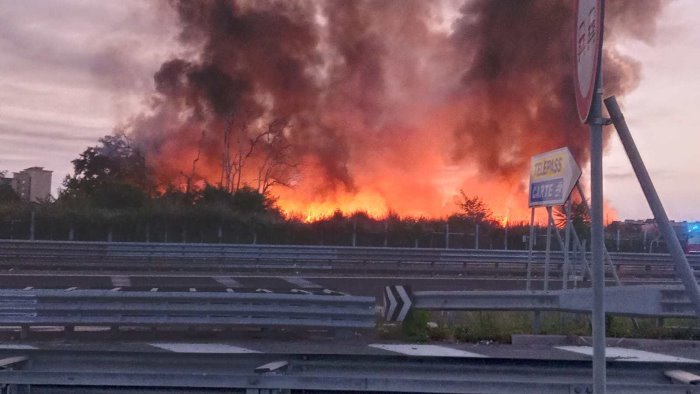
xmin=574 ymin=0 xmax=603 ymax=123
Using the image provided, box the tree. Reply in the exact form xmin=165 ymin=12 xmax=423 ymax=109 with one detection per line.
xmin=221 ymin=115 xmax=295 ymax=194
xmin=256 ymin=119 xmax=295 ymax=195
xmin=62 ymin=133 xmax=151 ymax=197
xmin=0 ymin=183 xmax=20 ymax=205
xmin=554 ymin=201 xmax=590 ymax=238
xmin=0 ymin=170 xmax=20 ymax=205
xmin=456 ymin=191 xmax=493 ymax=223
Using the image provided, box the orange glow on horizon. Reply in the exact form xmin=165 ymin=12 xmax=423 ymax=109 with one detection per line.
xmin=146 ymin=105 xmax=618 ymax=225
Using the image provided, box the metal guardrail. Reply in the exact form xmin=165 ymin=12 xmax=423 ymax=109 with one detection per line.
xmin=0 ymin=289 xmax=376 ymax=331
xmin=408 ymin=285 xmax=696 ymax=318
xmin=0 ymin=348 xmax=697 ymax=393
xmin=0 ymin=239 xmax=698 ymax=280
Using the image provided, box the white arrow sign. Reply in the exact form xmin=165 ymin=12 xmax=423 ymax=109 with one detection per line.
xmin=529 ymin=147 xmax=582 ymax=207
xmin=383 ymin=285 xmax=413 ymax=322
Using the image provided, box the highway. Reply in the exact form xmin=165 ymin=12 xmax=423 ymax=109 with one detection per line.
xmin=0 ymin=338 xmax=698 ymax=393
xmin=0 ymin=272 xmax=629 ymax=300
xmin=0 ymin=239 xmax=694 ymax=300
xmin=2 ymin=240 xmax=698 ymax=279
xmin=0 ymin=240 xmax=698 ymax=393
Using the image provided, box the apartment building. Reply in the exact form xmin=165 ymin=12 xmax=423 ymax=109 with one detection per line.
xmin=2 ymin=167 xmax=52 ymax=202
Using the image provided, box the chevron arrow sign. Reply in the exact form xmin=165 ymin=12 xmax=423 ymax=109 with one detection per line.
xmin=383 ymin=285 xmax=413 ymax=322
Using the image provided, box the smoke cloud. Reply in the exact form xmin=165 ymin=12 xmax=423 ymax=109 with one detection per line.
xmin=123 ymin=0 xmax=665 ymax=220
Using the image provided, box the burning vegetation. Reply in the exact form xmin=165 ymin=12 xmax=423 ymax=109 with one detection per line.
xmin=119 ymin=0 xmax=664 ymax=222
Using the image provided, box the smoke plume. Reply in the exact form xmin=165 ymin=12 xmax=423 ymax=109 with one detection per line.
xmin=124 ymin=0 xmax=665 ymax=221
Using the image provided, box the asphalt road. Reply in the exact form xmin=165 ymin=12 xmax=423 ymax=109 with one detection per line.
xmin=3 ymin=336 xmax=700 ymax=363
xmin=0 ymin=273 xmax=624 ymax=299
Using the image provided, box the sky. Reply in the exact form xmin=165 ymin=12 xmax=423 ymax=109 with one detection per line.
xmin=0 ymin=0 xmax=699 ymax=221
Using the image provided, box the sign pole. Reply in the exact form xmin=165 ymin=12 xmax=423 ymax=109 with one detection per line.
xmin=563 ymin=199 xmax=572 ymax=290
xmin=589 ymin=51 xmax=606 ymax=394
xmin=526 ymin=207 xmax=535 ymax=291
xmin=544 ymin=206 xmax=552 ymax=292
xmin=574 ymin=0 xmax=606 ymax=389
xmin=574 ymin=182 xmax=621 ymax=284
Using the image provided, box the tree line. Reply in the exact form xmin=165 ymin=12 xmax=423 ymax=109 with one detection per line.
xmin=3 ymin=133 xmax=672 ymax=252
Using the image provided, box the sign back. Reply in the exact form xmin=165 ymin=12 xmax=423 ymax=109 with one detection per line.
xmin=574 ymin=0 xmax=603 ymax=123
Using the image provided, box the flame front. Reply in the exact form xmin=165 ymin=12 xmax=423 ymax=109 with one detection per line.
xmin=125 ymin=1 xmax=658 ymax=223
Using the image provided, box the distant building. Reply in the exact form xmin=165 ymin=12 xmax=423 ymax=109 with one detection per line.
xmin=2 ymin=167 xmax=52 ymax=202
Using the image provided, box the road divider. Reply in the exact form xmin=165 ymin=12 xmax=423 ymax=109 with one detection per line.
xmin=1 ymin=240 xmax=698 ymax=282
xmin=0 ymin=288 xmax=376 ymax=334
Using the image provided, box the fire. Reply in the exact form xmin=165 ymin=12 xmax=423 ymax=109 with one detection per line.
xmin=291 ymin=191 xmax=390 ymax=222
xmin=123 ymin=1 xmax=652 ymax=226
xmin=500 ymin=210 xmax=510 ymax=227
xmin=272 ymin=159 xmax=537 ymax=223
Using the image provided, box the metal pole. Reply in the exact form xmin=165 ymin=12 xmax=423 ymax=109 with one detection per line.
xmin=575 ymin=182 xmax=621 ymax=284
xmin=384 ymin=219 xmax=389 ymax=247
xmin=445 ymin=222 xmax=449 ymax=249
xmin=544 ymin=207 xmax=552 ymax=292
xmin=352 ymin=218 xmax=357 ymax=247
xmin=563 ymin=200 xmax=572 ymax=290
xmin=526 ymin=208 xmax=535 ymax=291
xmin=29 ymin=210 xmax=35 ymax=241
xmin=605 ymin=96 xmax=700 ymax=317
xmin=475 ymin=223 xmax=480 ymax=249
xmin=504 ymin=224 xmax=508 ymax=250
xmin=529 ymin=209 xmax=545 ymax=332
xmin=572 ymin=227 xmax=593 ymax=281
xmin=572 ymin=241 xmax=579 ymax=289
xmin=546 ymin=208 xmax=568 ymax=285
xmin=590 ymin=62 xmax=606 ymax=394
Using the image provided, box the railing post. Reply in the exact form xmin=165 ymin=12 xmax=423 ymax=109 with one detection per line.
xmin=352 ymin=218 xmax=357 ymax=247
xmin=29 ymin=210 xmax=35 ymax=241
xmin=384 ymin=219 xmax=389 ymax=248
xmin=445 ymin=222 xmax=449 ymax=249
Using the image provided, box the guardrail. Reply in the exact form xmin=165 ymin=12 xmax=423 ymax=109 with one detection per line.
xmin=0 ymin=239 xmax=698 ymax=280
xmin=412 ymin=286 xmax=698 ymax=318
xmin=0 ymin=348 xmax=696 ymax=393
xmin=0 ymin=288 xmax=376 ymax=333
xmin=404 ymin=285 xmax=696 ymax=319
